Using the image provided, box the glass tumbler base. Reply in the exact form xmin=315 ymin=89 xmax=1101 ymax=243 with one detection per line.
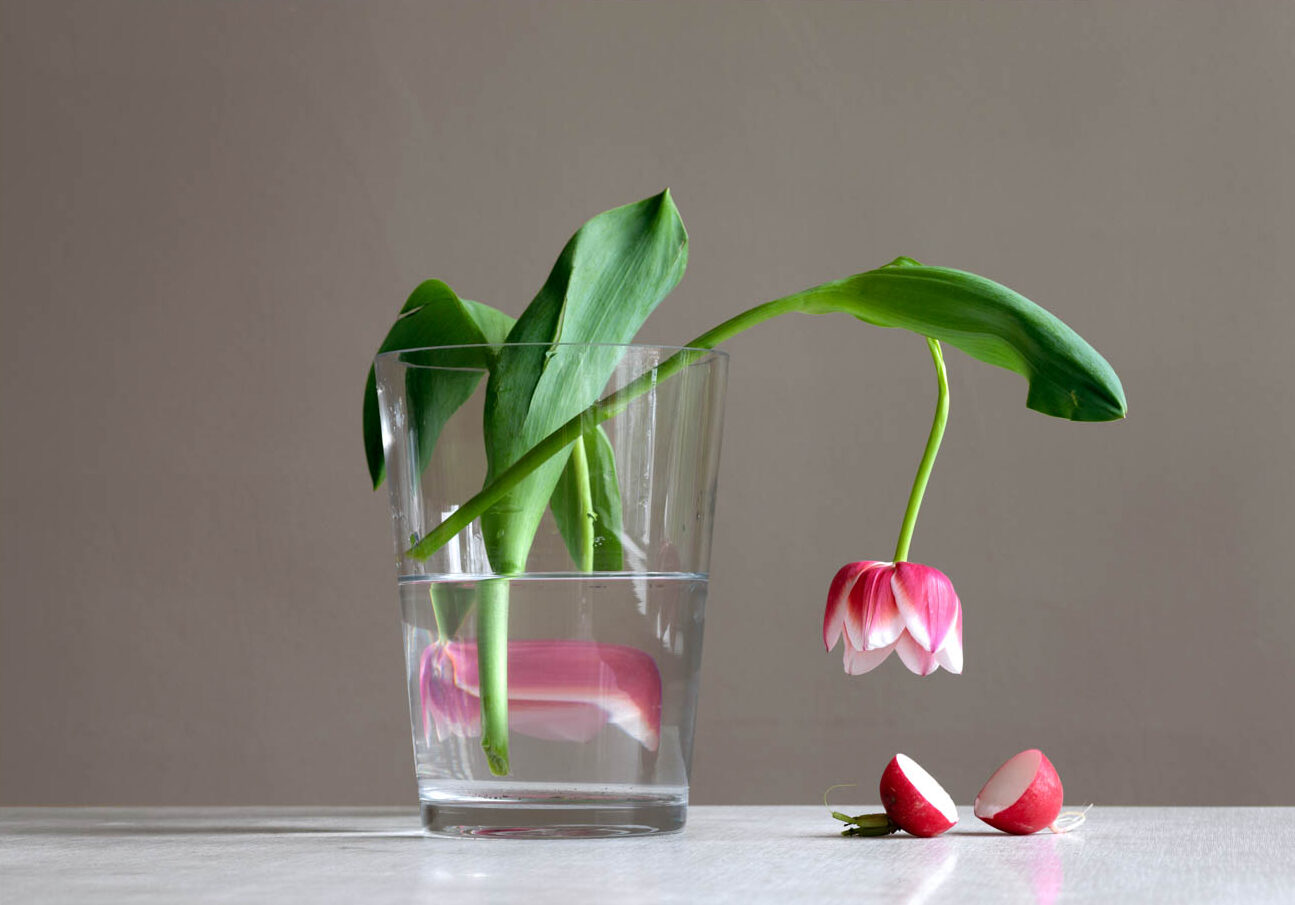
xmin=420 ymin=799 xmax=687 ymax=838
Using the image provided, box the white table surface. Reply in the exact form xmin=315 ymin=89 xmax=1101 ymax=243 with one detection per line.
xmin=3 ymin=806 xmax=1292 ymax=904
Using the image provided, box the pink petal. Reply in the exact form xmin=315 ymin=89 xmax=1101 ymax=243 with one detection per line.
xmin=843 ymin=640 xmax=898 ymax=675
xmin=934 ymin=607 xmax=963 ymax=674
xmin=891 ymin=562 xmax=960 ymax=653
xmin=421 ymin=640 xmax=663 ymax=751
xmin=509 ymin=701 xmax=609 ymax=743
xmin=844 ymin=562 xmax=896 ymax=650
xmin=824 ymin=561 xmax=874 ymax=651
xmin=853 ymin=564 xmax=905 ymax=649
xmin=894 ymin=631 xmax=941 ymax=676
xmin=420 ymin=645 xmax=479 ymax=741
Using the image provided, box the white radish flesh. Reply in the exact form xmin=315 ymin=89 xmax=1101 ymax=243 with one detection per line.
xmin=879 ymin=753 xmax=958 ymax=837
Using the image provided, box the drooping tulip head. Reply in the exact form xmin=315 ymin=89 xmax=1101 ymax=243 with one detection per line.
xmin=823 ymin=560 xmax=962 ymax=676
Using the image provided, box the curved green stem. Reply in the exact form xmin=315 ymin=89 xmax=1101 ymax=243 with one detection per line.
xmin=570 ymin=436 xmax=595 ymax=572
xmin=407 ymin=255 xmax=1125 ymax=562
xmin=406 ymin=297 xmax=798 ymax=560
xmin=893 ymin=338 xmax=949 ymax=563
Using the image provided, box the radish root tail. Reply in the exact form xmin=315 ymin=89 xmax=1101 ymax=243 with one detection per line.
xmin=1049 ymin=804 xmax=1093 ymax=834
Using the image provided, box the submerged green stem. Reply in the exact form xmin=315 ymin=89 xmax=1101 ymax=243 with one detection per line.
xmin=430 ymin=584 xmax=473 ymax=642
xmin=476 ymin=578 xmax=510 ymax=776
xmin=431 ymin=588 xmax=451 ymax=640
xmin=893 ymin=338 xmax=949 ymax=563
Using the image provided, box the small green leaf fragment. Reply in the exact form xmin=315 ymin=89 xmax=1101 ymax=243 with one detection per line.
xmin=842 ymin=822 xmax=902 ymax=837
xmin=830 ymin=805 xmax=899 ymax=836
xmin=834 ymin=811 xmax=894 ymax=829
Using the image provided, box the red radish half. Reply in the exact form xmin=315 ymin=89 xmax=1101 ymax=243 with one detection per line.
xmin=879 ymin=754 xmax=958 ymax=837
xmin=974 ymin=749 xmax=1064 ymax=835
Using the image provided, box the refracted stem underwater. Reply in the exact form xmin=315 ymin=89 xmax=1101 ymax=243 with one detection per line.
xmin=365 ymin=190 xmax=1127 ymax=777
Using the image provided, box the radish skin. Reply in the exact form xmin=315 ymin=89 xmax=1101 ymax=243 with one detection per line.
xmin=879 ymin=754 xmax=958 ymax=837
xmin=974 ymin=749 xmax=1064 ymax=835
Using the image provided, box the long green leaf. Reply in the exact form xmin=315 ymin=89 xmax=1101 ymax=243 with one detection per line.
xmin=796 ymin=257 xmax=1127 ymax=421
xmin=471 ymin=190 xmax=687 ymax=776
xmin=480 ymin=189 xmax=688 ymax=572
xmin=363 ymin=281 xmax=515 ymax=488
xmin=550 ymin=426 xmax=625 ymax=572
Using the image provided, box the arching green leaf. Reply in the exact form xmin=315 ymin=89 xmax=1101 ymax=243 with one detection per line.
xmin=793 ymin=259 xmax=1126 ymax=421
xmin=481 ymin=189 xmax=687 ymax=572
xmin=363 ymin=280 xmax=514 ymax=488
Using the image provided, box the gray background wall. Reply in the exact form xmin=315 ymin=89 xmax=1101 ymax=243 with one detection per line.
xmin=2 ymin=0 xmax=1292 ymax=807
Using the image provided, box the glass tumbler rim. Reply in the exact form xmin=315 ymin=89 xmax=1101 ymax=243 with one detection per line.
xmin=375 ymin=342 xmax=729 ymax=367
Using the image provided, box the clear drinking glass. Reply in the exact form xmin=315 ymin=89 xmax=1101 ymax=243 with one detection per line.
xmin=375 ymin=344 xmax=728 ymax=837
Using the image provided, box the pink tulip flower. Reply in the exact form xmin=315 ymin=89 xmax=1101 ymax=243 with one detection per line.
xmin=420 ymin=640 xmax=662 ymax=751
xmin=823 ymin=561 xmax=963 ymax=675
